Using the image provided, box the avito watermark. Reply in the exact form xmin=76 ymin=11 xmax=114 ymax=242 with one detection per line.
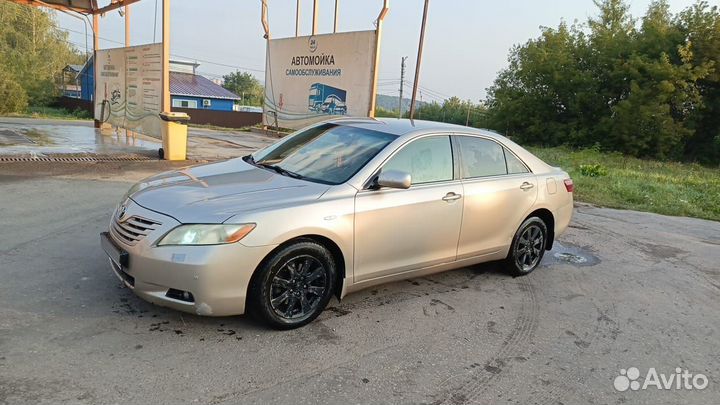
xmin=614 ymin=367 xmax=709 ymax=392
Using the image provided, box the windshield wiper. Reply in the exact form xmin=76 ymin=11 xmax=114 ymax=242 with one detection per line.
xmin=257 ymin=163 xmax=304 ymax=179
xmin=243 ymin=154 xmax=256 ymax=164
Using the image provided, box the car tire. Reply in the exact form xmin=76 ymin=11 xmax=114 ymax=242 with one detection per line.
xmin=503 ymin=217 xmax=548 ymax=276
xmin=249 ymin=240 xmax=336 ymax=330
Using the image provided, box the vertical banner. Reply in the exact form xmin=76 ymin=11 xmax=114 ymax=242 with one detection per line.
xmin=264 ymin=30 xmax=377 ymax=130
xmin=95 ymin=43 xmax=163 ymax=138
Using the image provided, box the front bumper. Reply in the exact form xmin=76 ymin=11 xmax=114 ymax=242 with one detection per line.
xmin=100 ymin=200 xmax=276 ymax=316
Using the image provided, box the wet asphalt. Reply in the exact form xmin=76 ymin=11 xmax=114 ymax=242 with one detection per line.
xmin=1 ymin=165 xmax=719 ymax=405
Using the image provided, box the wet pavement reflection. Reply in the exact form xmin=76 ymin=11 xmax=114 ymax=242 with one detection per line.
xmin=0 ymin=120 xmax=161 ymax=155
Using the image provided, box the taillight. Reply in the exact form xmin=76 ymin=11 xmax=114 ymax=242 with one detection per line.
xmin=563 ymin=178 xmax=574 ymax=193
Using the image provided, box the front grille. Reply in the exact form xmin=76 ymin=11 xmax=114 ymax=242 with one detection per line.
xmin=111 ymin=215 xmax=162 ymax=246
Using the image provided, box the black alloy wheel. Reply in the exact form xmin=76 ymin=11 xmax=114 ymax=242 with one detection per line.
xmin=249 ymin=240 xmax=336 ymax=329
xmin=269 ymin=255 xmax=328 ymax=320
xmin=504 ymin=217 xmax=548 ymax=276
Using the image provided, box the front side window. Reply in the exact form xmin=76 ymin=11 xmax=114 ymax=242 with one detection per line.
xmin=383 ymin=136 xmax=453 ymax=185
xmin=252 ymin=124 xmax=396 ymax=185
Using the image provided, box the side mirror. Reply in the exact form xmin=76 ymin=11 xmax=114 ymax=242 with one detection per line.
xmin=376 ymin=170 xmax=412 ymax=189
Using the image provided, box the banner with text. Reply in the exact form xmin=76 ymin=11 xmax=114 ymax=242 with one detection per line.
xmin=263 ymin=30 xmax=377 ymax=129
xmin=94 ymin=43 xmax=163 ymax=138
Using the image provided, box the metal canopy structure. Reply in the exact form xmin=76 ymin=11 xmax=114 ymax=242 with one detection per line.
xmin=10 ymin=0 xmax=141 ymax=15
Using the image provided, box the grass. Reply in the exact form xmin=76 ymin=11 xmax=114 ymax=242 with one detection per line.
xmin=8 ymin=106 xmax=93 ymax=120
xmin=527 ymin=146 xmax=720 ymax=222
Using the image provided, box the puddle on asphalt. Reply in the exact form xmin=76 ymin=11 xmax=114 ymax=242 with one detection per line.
xmin=21 ymin=129 xmax=54 ymax=146
xmin=0 ymin=121 xmax=161 ymax=154
xmin=543 ymin=241 xmax=600 ymax=267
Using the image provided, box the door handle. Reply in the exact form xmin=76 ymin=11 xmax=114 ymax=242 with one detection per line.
xmin=520 ymin=182 xmax=535 ymax=191
xmin=442 ymin=192 xmax=462 ymax=202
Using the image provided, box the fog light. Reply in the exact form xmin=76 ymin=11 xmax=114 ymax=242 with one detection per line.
xmin=166 ymin=288 xmax=195 ymax=303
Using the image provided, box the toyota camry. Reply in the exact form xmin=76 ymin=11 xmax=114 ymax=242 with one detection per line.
xmin=100 ymin=118 xmax=573 ymax=329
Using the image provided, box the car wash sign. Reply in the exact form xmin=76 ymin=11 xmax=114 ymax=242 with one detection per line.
xmin=264 ymin=30 xmax=377 ymax=129
xmin=94 ymin=43 xmax=163 ymax=138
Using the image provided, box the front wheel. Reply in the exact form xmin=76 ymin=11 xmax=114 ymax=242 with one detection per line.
xmin=504 ymin=217 xmax=548 ymax=276
xmin=249 ymin=240 xmax=336 ymax=329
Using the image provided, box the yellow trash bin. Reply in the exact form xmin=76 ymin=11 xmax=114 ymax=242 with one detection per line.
xmin=159 ymin=112 xmax=190 ymax=160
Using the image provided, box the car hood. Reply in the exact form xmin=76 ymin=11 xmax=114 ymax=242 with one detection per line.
xmin=129 ymin=158 xmax=330 ymax=223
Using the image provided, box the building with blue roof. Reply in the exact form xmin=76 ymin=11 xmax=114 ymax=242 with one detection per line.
xmin=75 ymin=57 xmax=241 ymax=112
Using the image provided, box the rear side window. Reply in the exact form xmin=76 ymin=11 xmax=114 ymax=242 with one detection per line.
xmin=383 ymin=136 xmax=453 ymax=185
xmin=457 ymin=136 xmax=506 ymax=178
xmin=504 ymin=148 xmax=529 ymax=174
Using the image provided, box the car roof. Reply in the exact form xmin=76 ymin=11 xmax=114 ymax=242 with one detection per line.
xmin=332 ymin=117 xmax=496 ymax=138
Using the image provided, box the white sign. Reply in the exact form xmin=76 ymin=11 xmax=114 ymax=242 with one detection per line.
xmin=263 ymin=30 xmax=377 ymax=129
xmin=95 ymin=43 xmax=163 ymax=138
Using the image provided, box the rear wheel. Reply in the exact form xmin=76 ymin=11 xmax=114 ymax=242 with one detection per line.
xmin=504 ymin=217 xmax=548 ymax=276
xmin=249 ymin=240 xmax=336 ymax=329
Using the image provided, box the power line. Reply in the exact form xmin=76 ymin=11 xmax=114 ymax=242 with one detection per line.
xmin=59 ymin=26 xmax=265 ymax=74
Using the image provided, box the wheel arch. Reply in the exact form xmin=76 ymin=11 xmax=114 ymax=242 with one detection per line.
xmin=245 ymin=234 xmax=347 ymax=311
xmin=525 ymin=208 xmax=555 ymax=250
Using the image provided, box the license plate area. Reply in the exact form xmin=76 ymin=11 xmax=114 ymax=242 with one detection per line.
xmin=101 ymin=232 xmax=134 ymax=287
xmin=101 ymin=232 xmax=129 ymax=268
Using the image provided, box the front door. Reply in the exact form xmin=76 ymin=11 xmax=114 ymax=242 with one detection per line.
xmin=354 ymin=135 xmax=463 ymax=282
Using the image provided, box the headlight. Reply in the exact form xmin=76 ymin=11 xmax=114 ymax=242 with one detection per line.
xmin=157 ymin=224 xmax=256 ymax=246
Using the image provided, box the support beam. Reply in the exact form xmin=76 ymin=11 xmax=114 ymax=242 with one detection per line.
xmin=12 ymin=0 xmax=87 ymax=14
xmin=312 ymin=0 xmax=319 ymax=35
xmin=92 ymin=12 xmax=100 ymax=127
xmin=261 ymin=0 xmax=270 ymax=39
xmin=125 ymin=4 xmax=132 ymax=137
xmin=368 ymin=0 xmax=389 ymax=118
xmin=295 ymin=0 xmax=301 ymax=37
xmin=92 ymin=13 xmax=99 ymax=51
xmin=162 ymin=0 xmax=170 ymax=113
xmin=333 ymin=0 xmax=339 ymax=33
xmin=409 ymin=0 xmax=430 ymax=120
xmin=124 ymin=4 xmax=130 ymax=46
xmin=95 ymin=0 xmax=142 ymax=15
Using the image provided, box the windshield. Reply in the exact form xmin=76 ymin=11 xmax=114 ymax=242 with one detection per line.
xmin=251 ymin=124 xmax=397 ymax=185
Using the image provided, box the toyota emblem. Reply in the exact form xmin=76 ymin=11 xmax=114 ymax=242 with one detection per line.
xmin=117 ymin=201 xmax=128 ymax=220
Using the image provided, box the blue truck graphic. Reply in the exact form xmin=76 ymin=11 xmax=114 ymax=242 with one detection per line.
xmin=308 ymin=83 xmax=347 ymax=115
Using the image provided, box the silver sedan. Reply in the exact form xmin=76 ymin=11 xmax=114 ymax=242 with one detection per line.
xmin=101 ymin=118 xmax=574 ymax=329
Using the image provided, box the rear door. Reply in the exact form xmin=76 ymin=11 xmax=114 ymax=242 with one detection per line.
xmin=354 ymin=135 xmax=463 ymax=282
xmin=454 ymin=135 xmax=538 ymax=259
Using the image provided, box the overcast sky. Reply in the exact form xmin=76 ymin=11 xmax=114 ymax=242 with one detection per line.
xmin=56 ymin=0 xmax=695 ymax=103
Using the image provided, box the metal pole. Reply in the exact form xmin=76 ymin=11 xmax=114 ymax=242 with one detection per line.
xmin=125 ymin=4 xmax=132 ymax=137
xmin=398 ymin=56 xmax=406 ymax=118
xmin=409 ymin=0 xmax=429 ymax=120
xmin=162 ymin=0 xmax=170 ymax=113
xmin=92 ymin=13 xmax=99 ymax=51
xmin=124 ymin=5 xmax=130 ymax=46
xmin=261 ymin=0 xmax=270 ymax=39
xmin=312 ymin=0 xmax=319 ymax=35
xmin=92 ymin=12 xmax=100 ymax=127
xmin=368 ymin=0 xmax=389 ymax=117
xmin=295 ymin=0 xmax=301 ymax=37
xmin=333 ymin=0 xmax=339 ymax=33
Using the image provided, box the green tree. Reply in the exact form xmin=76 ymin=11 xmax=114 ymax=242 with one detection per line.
xmin=222 ymin=71 xmax=263 ymax=106
xmin=677 ymin=1 xmax=720 ymax=163
xmin=0 ymin=69 xmax=28 ymax=114
xmin=411 ymin=97 xmax=488 ymax=128
xmin=485 ymin=0 xmax=718 ymax=162
xmin=0 ymin=2 xmax=81 ymax=108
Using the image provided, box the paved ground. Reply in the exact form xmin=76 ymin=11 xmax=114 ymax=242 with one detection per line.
xmin=1 ymin=145 xmax=719 ymax=404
